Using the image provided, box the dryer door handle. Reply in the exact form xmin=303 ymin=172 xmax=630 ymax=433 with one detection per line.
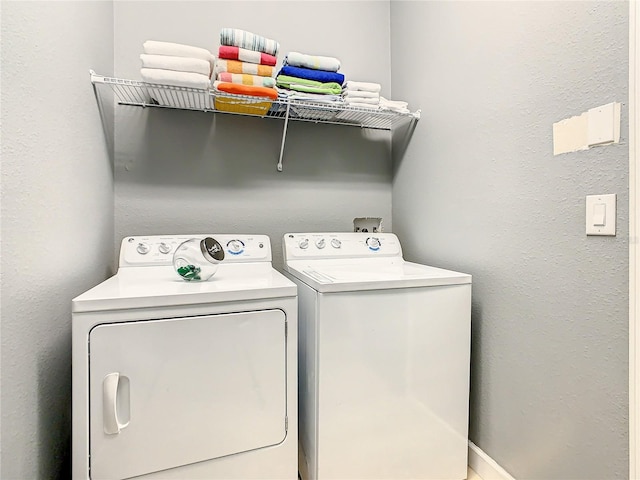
xmin=103 ymin=372 xmax=130 ymax=434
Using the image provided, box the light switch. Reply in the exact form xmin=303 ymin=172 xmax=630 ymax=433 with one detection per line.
xmin=593 ymin=203 xmax=606 ymax=226
xmin=586 ymin=194 xmax=616 ymax=236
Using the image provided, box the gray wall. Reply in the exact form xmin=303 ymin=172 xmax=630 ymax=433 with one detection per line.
xmin=0 ymin=2 xmax=114 ymax=479
xmin=391 ymin=2 xmax=629 ymax=479
xmin=112 ymin=1 xmax=393 ymax=268
xmin=0 ymin=1 xmax=632 ymax=478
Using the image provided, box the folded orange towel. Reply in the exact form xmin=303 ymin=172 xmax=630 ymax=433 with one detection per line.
xmin=214 ymin=81 xmax=278 ymax=100
xmin=215 ymin=59 xmax=275 ymax=77
xmin=218 ymin=72 xmax=275 ymax=88
xmin=218 ymin=46 xmax=277 ymax=66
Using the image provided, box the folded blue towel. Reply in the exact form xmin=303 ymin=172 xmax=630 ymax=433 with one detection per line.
xmin=278 ymin=65 xmax=345 ymax=85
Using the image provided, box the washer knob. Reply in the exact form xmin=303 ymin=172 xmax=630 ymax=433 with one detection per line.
xmin=136 ymin=242 xmax=150 ymax=255
xmin=227 ymin=239 xmax=245 ymax=255
xmin=315 ymin=238 xmax=326 ymax=249
xmin=158 ymin=242 xmax=172 ymax=254
xmin=330 ymin=238 xmax=342 ymax=249
xmin=366 ymin=237 xmax=381 ymax=251
xmin=299 ymin=239 xmax=309 ymax=250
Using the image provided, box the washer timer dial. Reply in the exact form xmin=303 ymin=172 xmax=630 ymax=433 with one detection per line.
xmin=366 ymin=237 xmax=381 ymax=251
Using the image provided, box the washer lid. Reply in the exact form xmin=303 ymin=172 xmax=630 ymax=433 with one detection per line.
xmin=72 ymin=263 xmax=296 ymax=313
xmin=285 ymin=258 xmax=471 ymax=293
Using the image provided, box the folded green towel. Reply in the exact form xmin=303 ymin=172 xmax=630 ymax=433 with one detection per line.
xmin=276 ymin=74 xmax=342 ymax=95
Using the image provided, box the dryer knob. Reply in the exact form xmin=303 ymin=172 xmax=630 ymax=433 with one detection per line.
xmin=136 ymin=243 xmax=150 ymax=255
xmin=315 ymin=238 xmax=326 ymax=249
xmin=227 ymin=239 xmax=245 ymax=255
xmin=299 ymin=239 xmax=309 ymax=250
xmin=158 ymin=242 xmax=172 ymax=254
xmin=331 ymin=238 xmax=342 ymax=249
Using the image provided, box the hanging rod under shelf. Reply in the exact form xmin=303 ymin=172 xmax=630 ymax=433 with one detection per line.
xmin=90 ymin=70 xmax=421 ymax=171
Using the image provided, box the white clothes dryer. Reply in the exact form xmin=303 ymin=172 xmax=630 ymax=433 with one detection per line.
xmin=72 ymin=234 xmax=297 ymax=480
xmin=283 ymin=232 xmax=471 ymax=480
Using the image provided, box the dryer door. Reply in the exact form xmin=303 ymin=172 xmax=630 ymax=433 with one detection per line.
xmin=88 ymin=310 xmax=287 ymax=480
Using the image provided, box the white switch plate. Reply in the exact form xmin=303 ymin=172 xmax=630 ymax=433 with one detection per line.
xmin=586 ymin=194 xmax=616 ymax=236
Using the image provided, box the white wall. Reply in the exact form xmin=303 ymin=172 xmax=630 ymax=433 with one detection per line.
xmin=391 ymin=1 xmax=629 ymax=478
xmin=112 ymin=1 xmax=394 ymax=268
xmin=0 ymin=2 xmax=114 ymax=478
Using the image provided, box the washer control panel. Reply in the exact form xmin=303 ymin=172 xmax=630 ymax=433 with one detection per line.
xmin=283 ymin=232 xmax=402 ymax=260
xmin=120 ymin=234 xmax=271 ymax=267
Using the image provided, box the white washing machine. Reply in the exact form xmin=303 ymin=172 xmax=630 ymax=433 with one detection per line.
xmin=72 ymin=234 xmax=297 ymax=480
xmin=282 ymin=232 xmax=471 ymax=480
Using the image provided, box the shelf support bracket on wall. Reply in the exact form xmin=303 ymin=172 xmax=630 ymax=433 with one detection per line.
xmin=277 ymin=103 xmax=291 ymax=172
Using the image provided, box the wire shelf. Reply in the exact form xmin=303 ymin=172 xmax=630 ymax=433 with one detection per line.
xmin=90 ymin=71 xmax=420 ymax=130
xmin=90 ymin=70 xmax=420 ymax=171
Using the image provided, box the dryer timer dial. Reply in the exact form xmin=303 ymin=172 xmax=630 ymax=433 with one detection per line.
xmin=227 ymin=240 xmax=245 ymax=255
xmin=158 ymin=242 xmax=172 ymax=254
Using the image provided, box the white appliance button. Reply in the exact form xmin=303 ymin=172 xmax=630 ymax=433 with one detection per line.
xmin=366 ymin=237 xmax=381 ymax=251
xmin=299 ymin=239 xmax=309 ymax=250
xmin=136 ymin=243 xmax=150 ymax=255
xmin=330 ymin=238 xmax=342 ymax=249
xmin=158 ymin=242 xmax=172 ymax=254
xmin=315 ymin=238 xmax=326 ymax=249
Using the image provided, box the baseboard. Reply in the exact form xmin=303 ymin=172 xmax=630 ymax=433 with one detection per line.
xmin=468 ymin=441 xmax=516 ymax=480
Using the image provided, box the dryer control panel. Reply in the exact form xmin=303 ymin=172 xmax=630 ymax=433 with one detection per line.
xmin=120 ymin=234 xmax=272 ymax=267
xmin=283 ymin=232 xmax=402 ymax=261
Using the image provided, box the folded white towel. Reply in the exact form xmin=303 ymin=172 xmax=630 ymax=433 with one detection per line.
xmin=342 ymin=90 xmax=380 ymax=99
xmin=143 ymin=40 xmax=213 ymax=63
xmin=344 ymin=96 xmax=379 ymax=105
xmin=140 ymin=54 xmax=211 ymax=76
xmin=344 ymin=81 xmax=381 ymax=93
xmin=278 ymin=89 xmax=343 ymax=103
xmin=379 ymin=96 xmax=410 ymax=113
xmin=284 ymin=51 xmax=341 ymax=72
xmin=345 ymin=102 xmax=380 ymax=110
xmin=141 ymin=68 xmax=211 ymax=90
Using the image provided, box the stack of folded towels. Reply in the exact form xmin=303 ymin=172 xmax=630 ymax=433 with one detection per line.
xmin=342 ymin=81 xmax=382 ymax=110
xmin=343 ymin=80 xmax=412 ymax=113
xmin=275 ymin=52 xmax=344 ymax=103
xmin=213 ymin=28 xmax=280 ymax=101
xmin=379 ymin=97 xmax=410 ymax=114
xmin=140 ymin=40 xmax=214 ymax=89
